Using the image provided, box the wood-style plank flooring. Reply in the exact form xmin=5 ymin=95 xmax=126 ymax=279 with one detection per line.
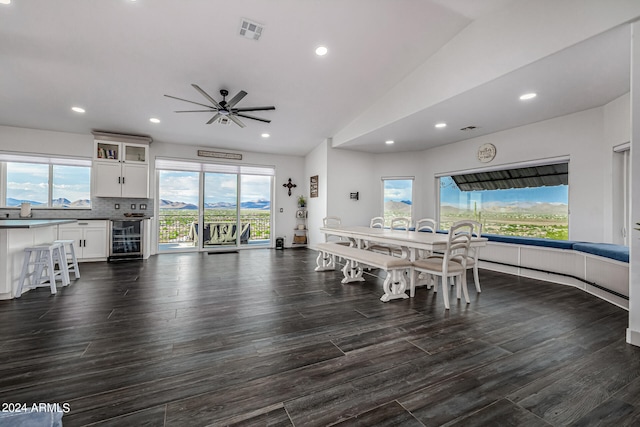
xmin=0 ymin=248 xmax=638 ymax=426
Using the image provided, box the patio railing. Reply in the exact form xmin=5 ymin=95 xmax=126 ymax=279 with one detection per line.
xmin=158 ymin=212 xmax=271 ymax=244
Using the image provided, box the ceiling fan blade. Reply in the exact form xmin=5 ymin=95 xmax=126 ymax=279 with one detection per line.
xmin=191 ymin=84 xmax=222 ymax=109
xmin=226 ymin=90 xmax=248 ymax=108
xmin=236 ymin=113 xmax=271 ymax=123
xmin=206 ymin=113 xmax=222 ymax=125
xmin=175 ymin=109 xmax=216 ymax=113
xmin=234 ymin=106 xmax=276 ymax=112
xmin=164 ymin=94 xmax=214 ymax=109
xmin=228 ymin=115 xmax=246 ymax=128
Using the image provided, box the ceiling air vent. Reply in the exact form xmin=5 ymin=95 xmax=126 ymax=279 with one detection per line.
xmin=460 ymin=125 xmax=478 ymax=131
xmin=239 ymin=18 xmax=264 ymax=41
xmin=218 ymin=117 xmax=231 ymax=125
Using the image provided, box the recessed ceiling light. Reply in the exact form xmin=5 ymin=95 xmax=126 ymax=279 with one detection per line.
xmin=71 ymin=106 xmax=85 ymax=113
xmin=261 ymin=133 xmax=270 ymax=138
xmin=0 ymin=0 xmax=11 ymax=5
xmin=435 ymin=123 xmax=447 ymax=128
xmin=385 ymin=140 xmax=394 ymax=145
xmin=149 ymin=118 xmax=160 ymax=124
xmin=315 ymin=46 xmax=328 ymax=56
xmin=519 ymin=92 xmax=537 ymax=100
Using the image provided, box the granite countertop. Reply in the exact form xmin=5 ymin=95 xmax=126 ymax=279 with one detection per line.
xmin=0 ymin=219 xmax=77 ymax=229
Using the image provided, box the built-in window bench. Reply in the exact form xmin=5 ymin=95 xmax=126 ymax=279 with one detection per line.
xmin=477 ymin=234 xmax=629 ymax=309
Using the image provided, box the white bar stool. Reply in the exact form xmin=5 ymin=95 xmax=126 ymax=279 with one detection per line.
xmin=54 ymin=239 xmax=80 ymax=279
xmin=16 ymin=243 xmax=70 ymax=297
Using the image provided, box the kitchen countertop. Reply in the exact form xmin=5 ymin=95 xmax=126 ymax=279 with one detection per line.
xmin=0 ymin=219 xmax=77 ymax=229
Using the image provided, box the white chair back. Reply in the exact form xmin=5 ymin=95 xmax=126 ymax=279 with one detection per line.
xmin=323 ymin=216 xmax=342 ymax=227
xmin=444 ymin=221 xmax=473 ymax=267
xmin=370 ymin=217 xmax=385 ymax=229
xmin=390 ymin=217 xmax=411 ymax=230
xmin=323 ymin=216 xmax=351 ymax=245
xmin=416 ymin=218 xmax=436 ymax=233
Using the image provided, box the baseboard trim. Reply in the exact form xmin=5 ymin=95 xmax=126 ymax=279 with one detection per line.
xmin=627 ymin=328 xmax=640 ymax=347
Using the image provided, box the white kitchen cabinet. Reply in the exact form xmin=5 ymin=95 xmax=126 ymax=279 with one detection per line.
xmin=58 ymin=220 xmax=108 ymax=261
xmin=93 ymin=136 xmax=150 ymax=198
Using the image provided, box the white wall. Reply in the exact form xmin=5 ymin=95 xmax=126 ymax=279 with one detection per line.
xmin=326 ymin=146 xmax=376 ymax=227
xmin=305 ymin=140 xmax=328 ymax=247
xmin=604 ymin=93 xmax=631 ymax=243
xmin=0 ymin=126 xmax=93 ymax=157
xmin=627 ymin=22 xmax=640 ymax=346
xmin=416 ymin=108 xmax=607 ymax=242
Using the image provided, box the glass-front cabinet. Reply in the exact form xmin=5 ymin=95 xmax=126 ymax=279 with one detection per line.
xmin=92 ymin=132 xmax=151 ymax=198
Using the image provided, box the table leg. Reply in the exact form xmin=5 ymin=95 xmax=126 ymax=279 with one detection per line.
xmin=315 ymin=251 xmax=336 ymax=271
xmin=380 ymin=269 xmax=409 ymax=302
xmin=341 ymin=260 xmax=365 ymax=284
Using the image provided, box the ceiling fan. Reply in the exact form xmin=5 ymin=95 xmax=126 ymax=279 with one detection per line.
xmin=164 ymin=84 xmax=275 ymax=128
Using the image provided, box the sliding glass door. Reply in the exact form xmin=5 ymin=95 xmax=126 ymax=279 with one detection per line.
xmin=157 ymin=170 xmax=200 ymax=251
xmin=156 ymin=159 xmax=273 ymax=252
xmin=240 ymin=174 xmax=272 ymax=247
xmin=203 ymin=172 xmax=239 ymax=248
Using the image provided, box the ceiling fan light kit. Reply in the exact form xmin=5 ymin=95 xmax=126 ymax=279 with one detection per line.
xmin=165 ymin=84 xmax=275 ymax=128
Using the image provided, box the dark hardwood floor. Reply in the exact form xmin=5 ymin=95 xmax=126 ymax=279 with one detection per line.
xmin=0 ymin=248 xmax=638 ymax=426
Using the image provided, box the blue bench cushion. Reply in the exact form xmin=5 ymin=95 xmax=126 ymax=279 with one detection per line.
xmin=484 ymin=234 xmax=576 ymax=250
xmin=572 ymin=242 xmax=629 ymax=263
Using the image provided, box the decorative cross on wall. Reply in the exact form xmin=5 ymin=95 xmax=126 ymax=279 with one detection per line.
xmin=283 ymin=178 xmax=297 ymax=196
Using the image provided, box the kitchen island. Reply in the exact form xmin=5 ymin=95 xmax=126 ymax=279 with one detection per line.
xmin=0 ymin=219 xmax=76 ymax=300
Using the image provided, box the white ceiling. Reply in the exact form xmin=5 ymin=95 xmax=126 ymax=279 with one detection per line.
xmin=0 ymin=0 xmax=630 ymax=157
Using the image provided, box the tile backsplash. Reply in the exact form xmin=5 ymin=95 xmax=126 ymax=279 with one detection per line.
xmin=0 ymin=197 xmax=154 ymax=220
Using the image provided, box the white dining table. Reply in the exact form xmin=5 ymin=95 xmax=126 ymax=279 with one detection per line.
xmin=318 ymin=225 xmax=488 ymax=301
xmin=319 ymin=225 xmax=487 ymax=262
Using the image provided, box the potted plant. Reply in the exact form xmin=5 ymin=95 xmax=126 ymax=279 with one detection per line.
xmin=298 ymin=195 xmax=306 ymax=208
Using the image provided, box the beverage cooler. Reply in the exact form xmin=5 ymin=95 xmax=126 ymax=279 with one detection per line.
xmin=109 ymin=219 xmax=143 ymax=261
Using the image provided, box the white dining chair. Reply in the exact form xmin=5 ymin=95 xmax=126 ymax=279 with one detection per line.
xmin=415 ymin=218 xmax=437 ymax=259
xmin=421 ymin=219 xmax=483 ymax=293
xmin=410 ymin=221 xmax=473 ymax=309
xmin=390 ymin=217 xmax=411 ymax=230
xmin=372 ymin=217 xmax=411 ymax=256
xmin=465 ymin=220 xmax=483 ymax=293
xmin=367 ymin=216 xmax=395 ymax=255
xmin=322 ymin=216 xmax=352 ymax=246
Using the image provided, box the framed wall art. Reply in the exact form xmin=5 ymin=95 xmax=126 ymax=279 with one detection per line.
xmin=310 ymin=175 xmax=318 ymax=198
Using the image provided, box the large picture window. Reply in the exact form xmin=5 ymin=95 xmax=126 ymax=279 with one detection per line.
xmin=439 ymin=163 xmax=569 ymax=239
xmin=2 ymin=154 xmax=91 ymax=208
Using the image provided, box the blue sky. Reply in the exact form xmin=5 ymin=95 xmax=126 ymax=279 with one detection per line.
xmin=6 ymin=163 xmax=91 ymax=203
xmin=383 ymin=179 xmax=413 ymax=203
xmin=158 ymin=171 xmax=272 ymax=205
xmin=440 ymin=176 xmax=568 ymax=205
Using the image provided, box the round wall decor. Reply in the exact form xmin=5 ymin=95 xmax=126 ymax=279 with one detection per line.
xmin=477 ymin=143 xmax=497 ymax=163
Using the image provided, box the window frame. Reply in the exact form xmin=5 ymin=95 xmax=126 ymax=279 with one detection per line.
xmin=381 ymin=176 xmax=414 ymax=226
xmin=0 ymin=152 xmax=92 ymax=209
xmin=436 ymin=157 xmax=570 ymax=239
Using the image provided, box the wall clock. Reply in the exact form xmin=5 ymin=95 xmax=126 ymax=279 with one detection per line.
xmin=477 ymin=143 xmax=496 ymax=163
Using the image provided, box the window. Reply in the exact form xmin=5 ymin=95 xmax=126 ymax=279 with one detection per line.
xmin=1 ymin=154 xmax=91 ymax=208
xmin=612 ymin=143 xmax=630 ymax=245
xmin=382 ymin=178 xmax=413 ymax=225
xmin=439 ymin=162 xmax=569 ymax=239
